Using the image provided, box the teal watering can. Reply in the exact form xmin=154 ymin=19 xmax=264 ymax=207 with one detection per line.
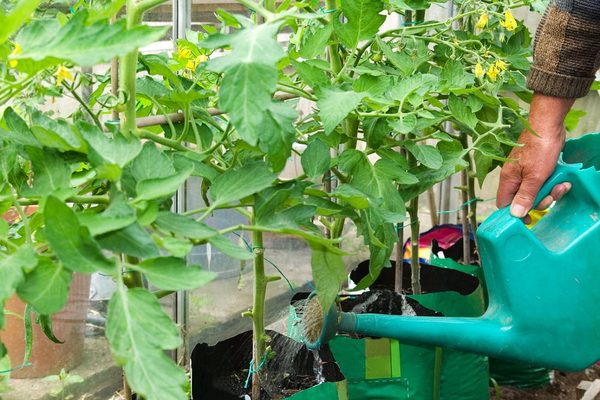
xmin=306 ymin=133 xmax=600 ymax=371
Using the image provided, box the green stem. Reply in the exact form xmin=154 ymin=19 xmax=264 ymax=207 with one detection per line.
xmin=276 ymin=83 xmax=316 ymax=101
xmin=459 ymin=133 xmax=471 ymax=265
xmin=326 ymin=0 xmax=342 ymax=75
xmin=237 ymin=0 xmax=272 ymax=19
xmin=63 ymin=81 xmax=103 ymax=130
xmin=406 ymin=132 xmax=421 ymax=294
xmin=408 ymin=197 xmax=421 ymax=294
xmin=251 ymin=226 xmax=267 ymax=400
xmin=16 ymin=195 xmax=110 ymax=205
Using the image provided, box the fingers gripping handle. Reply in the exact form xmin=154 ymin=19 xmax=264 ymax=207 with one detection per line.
xmin=532 ymin=162 xmax=574 ymax=209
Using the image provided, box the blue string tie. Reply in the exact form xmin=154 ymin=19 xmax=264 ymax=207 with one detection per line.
xmin=319 ymin=6 xmax=337 ymax=14
xmin=244 ymin=352 xmax=269 ymax=389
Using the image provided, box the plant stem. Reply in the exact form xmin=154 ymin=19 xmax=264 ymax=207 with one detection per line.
xmin=468 ymin=172 xmax=479 ymax=252
xmin=394 ymin=222 xmax=404 ymax=293
xmin=408 ymin=197 xmax=421 ymax=294
xmin=395 ymin=144 xmax=407 ymax=293
xmin=326 ymin=0 xmax=342 ymax=75
xmin=460 ymin=133 xmax=471 ymax=265
xmin=251 ymin=227 xmax=267 ymax=400
xmin=63 ymin=81 xmax=103 ymax=130
xmin=406 ymin=132 xmax=421 ymax=294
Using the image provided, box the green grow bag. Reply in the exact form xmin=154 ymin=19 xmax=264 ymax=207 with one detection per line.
xmin=288 ymin=258 xmax=489 ymax=400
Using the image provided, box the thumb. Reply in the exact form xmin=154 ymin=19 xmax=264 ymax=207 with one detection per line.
xmin=510 ymin=176 xmax=545 ymax=218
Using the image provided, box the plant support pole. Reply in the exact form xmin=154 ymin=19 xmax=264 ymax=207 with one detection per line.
xmin=460 ymin=133 xmax=471 ymax=265
xmin=251 ymin=229 xmax=267 ymax=400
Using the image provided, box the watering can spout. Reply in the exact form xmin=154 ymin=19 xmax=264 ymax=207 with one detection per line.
xmin=338 ymin=312 xmax=511 ymax=359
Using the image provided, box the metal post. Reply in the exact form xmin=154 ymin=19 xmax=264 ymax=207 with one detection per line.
xmin=173 ymin=0 xmax=191 ymax=40
xmin=172 ymin=0 xmax=191 ymax=368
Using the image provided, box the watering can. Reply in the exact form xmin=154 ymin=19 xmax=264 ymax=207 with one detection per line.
xmin=306 ymin=133 xmax=600 ymax=371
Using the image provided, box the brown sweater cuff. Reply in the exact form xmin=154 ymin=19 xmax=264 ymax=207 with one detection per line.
xmin=527 ymin=67 xmax=595 ymax=99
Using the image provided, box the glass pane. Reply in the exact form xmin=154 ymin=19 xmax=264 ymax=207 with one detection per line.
xmin=191 ymin=0 xmax=250 ymax=31
xmin=144 ymin=0 xmax=174 ymax=50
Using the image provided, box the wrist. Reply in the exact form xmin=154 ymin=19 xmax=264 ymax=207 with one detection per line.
xmin=527 ymin=93 xmax=574 ymax=139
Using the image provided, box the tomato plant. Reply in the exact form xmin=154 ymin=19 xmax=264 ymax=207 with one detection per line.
xmin=0 ymin=0 xmax=542 ymax=399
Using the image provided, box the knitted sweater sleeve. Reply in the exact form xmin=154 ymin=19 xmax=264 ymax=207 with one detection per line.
xmin=527 ymin=0 xmax=600 ymax=98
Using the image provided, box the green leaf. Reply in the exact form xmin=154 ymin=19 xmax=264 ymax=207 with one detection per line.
xmin=206 ymin=22 xmax=284 ymax=146
xmin=256 ymin=204 xmax=317 ymax=230
xmin=132 ymin=257 xmax=215 ymax=291
xmin=17 ymin=258 xmax=71 ymax=315
xmin=448 ymin=94 xmax=478 ymax=130
xmin=310 ymin=243 xmax=347 ymax=313
xmin=1 ymin=108 xmax=39 ymax=147
xmin=317 ymin=87 xmax=364 ymax=134
xmin=260 ymin=102 xmax=297 ymax=172
xmin=218 ymin=63 xmax=278 ymax=146
xmin=14 ymin=12 xmax=167 ymax=69
xmin=403 ymin=142 xmax=443 ymax=169
xmin=79 ymin=122 xmax=142 ymax=168
xmin=376 ymin=37 xmax=430 ymax=76
xmin=209 ymin=162 xmax=277 ymax=207
xmin=290 ymin=59 xmax=329 ymax=88
xmin=375 ymin=158 xmax=419 ymax=184
xmin=439 ymin=59 xmax=473 ymax=91
xmin=30 ymin=111 xmax=85 ymax=152
xmin=565 ymin=108 xmax=586 ymax=132
xmin=402 ymin=140 xmax=468 ymax=201
xmin=388 ymin=114 xmax=417 ymax=134
xmin=135 ymin=163 xmax=193 ymax=201
xmin=0 ymin=0 xmax=40 ymax=44
xmin=388 ymin=73 xmax=437 ymax=106
xmin=299 ymin=23 xmax=333 ymax=59
xmin=338 ymin=149 xmax=405 ymax=222
xmin=363 ymin=118 xmax=389 ymax=149
xmin=45 ymin=196 xmax=114 ymax=274
xmin=106 ymin=287 xmax=187 ymax=400
xmin=353 ymin=74 xmax=393 ymax=97
xmin=332 ymin=184 xmax=369 ymax=209
xmin=301 ymin=139 xmax=331 ymax=180
xmin=206 ymin=22 xmax=284 ymax=70
xmin=130 ymin=142 xmax=175 ymax=182
xmin=36 ymin=313 xmax=64 ymax=344
xmin=208 ymin=235 xmax=253 ymax=260
xmin=153 ymin=235 xmax=192 ymax=258
xmin=154 ymin=212 xmax=217 ymax=241
xmin=97 ymin=223 xmax=160 ymax=259
xmin=78 ymin=195 xmax=137 ymax=236
xmin=0 ymin=245 xmax=37 ymax=300
xmin=334 ymin=0 xmax=385 ymax=48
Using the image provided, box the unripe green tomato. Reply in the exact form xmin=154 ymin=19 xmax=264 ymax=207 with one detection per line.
xmin=122 ymin=272 xmax=137 ymax=288
xmin=371 ymin=53 xmax=383 ymax=62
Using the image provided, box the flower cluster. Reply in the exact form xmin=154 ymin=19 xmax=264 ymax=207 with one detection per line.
xmin=177 ymin=45 xmax=208 ymax=71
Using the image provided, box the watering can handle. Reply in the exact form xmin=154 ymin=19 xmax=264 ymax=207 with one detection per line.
xmin=531 ymin=161 xmax=576 ymax=209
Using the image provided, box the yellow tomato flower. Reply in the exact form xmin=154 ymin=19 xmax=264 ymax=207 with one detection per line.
xmin=486 ymin=65 xmax=500 ymax=81
xmin=474 ymin=63 xmax=484 ymax=79
xmin=500 ymin=9 xmax=517 ymax=31
xmin=9 ymin=43 xmax=21 ymax=68
xmin=475 ymin=14 xmax=489 ymax=30
xmin=177 ymin=46 xmax=192 ymax=60
xmin=186 ymin=54 xmax=209 ymax=71
xmin=495 ymin=59 xmax=507 ymax=71
xmin=55 ymin=65 xmax=74 ymax=86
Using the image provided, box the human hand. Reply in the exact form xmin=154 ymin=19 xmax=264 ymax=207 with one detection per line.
xmin=497 ymin=93 xmax=575 ymax=218
xmin=497 ymin=126 xmax=570 ymax=218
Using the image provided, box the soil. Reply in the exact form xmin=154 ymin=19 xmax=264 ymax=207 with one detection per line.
xmin=191 ymin=330 xmax=344 ymax=400
xmin=491 ymin=364 xmax=600 ymax=399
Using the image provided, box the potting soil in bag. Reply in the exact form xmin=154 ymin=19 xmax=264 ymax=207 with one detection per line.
xmin=190 ymin=330 xmax=347 ymax=400
xmin=288 ymin=258 xmax=489 ymax=400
